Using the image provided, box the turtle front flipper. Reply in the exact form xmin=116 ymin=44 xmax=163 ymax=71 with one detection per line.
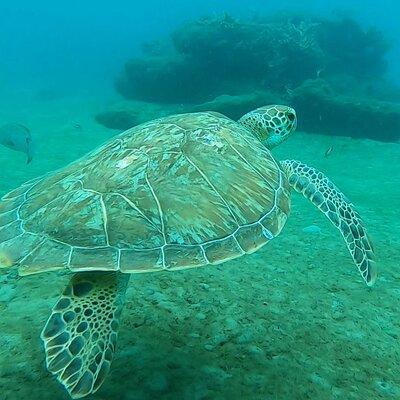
xmin=281 ymin=160 xmax=376 ymax=286
xmin=41 ymin=271 xmax=130 ymax=398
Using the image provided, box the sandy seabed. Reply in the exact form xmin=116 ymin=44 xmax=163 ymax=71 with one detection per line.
xmin=0 ymin=93 xmax=399 ymax=400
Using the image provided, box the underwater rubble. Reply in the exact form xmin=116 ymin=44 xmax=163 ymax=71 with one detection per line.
xmin=99 ymin=14 xmax=400 ymax=142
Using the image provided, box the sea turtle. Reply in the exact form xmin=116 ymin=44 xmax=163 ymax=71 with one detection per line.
xmin=0 ymin=105 xmax=375 ymax=398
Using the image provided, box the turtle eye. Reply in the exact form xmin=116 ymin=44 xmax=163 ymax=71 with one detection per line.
xmin=287 ymin=112 xmax=295 ymax=122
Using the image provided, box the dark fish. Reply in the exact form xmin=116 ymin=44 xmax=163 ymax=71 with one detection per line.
xmin=0 ymin=123 xmax=34 ymax=163
xmin=324 ymin=146 xmax=334 ymax=158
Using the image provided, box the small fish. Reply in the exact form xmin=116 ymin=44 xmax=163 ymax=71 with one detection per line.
xmin=324 ymin=146 xmax=334 ymax=158
xmin=0 ymin=123 xmax=34 ymax=163
xmin=302 ymin=225 xmax=322 ymax=234
xmin=73 ymin=122 xmax=82 ymax=130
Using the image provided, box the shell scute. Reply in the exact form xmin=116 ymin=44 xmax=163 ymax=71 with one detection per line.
xmin=69 ymin=247 xmax=119 ymax=272
xmin=203 ymin=235 xmax=244 ymax=265
xmin=19 ymin=238 xmax=69 ymax=275
xmin=119 ymin=248 xmax=163 ymax=273
xmin=234 ymin=222 xmax=272 ymax=254
xmin=164 ymin=244 xmax=207 ymax=270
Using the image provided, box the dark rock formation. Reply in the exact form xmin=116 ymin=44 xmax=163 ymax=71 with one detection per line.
xmin=95 ymin=101 xmax=186 ymax=130
xmin=95 ymin=92 xmax=286 ymax=131
xmin=97 ymin=13 xmax=399 ymax=142
xmin=290 ymin=79 xmax=400 ymax=142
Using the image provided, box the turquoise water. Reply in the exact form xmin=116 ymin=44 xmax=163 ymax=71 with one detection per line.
xmin=1 ymin=2 xmax=399 ymax=400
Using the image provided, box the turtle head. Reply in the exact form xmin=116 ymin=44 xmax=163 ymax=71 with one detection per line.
xmin=238 ymin=105 xmax=297 ymax=149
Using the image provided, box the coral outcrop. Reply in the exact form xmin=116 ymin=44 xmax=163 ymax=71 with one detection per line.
xmin=98 ymin=14 xmax=399 ymax=141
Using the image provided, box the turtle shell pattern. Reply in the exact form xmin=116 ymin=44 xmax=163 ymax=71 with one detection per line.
xmin=0 ymin=112 xmax=290 ymax=275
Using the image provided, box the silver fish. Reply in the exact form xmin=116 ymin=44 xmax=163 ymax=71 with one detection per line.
xmin=0 ymin=123 xmax=34 ymax=163
xmin=324 ymin=146 xmax=334 ymax=158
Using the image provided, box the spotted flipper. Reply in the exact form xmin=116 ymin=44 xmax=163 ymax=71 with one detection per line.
xmin=281 ymin=160 xmax=376 ymax=286
xmin=41 ymin=271 xmax=130 ymax=398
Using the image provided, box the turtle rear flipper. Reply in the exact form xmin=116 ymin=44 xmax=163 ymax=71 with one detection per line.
xmin=41 ymin=271 xmax=129 ymax=398
xmin=281 ymin=159 xmax=376 ymax=286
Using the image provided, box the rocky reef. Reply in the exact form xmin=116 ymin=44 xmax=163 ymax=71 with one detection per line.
xmin=290 ymin=79 xmax=400 ymax=141
xmin=100 ymin=14 xmax=400 ymax=142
